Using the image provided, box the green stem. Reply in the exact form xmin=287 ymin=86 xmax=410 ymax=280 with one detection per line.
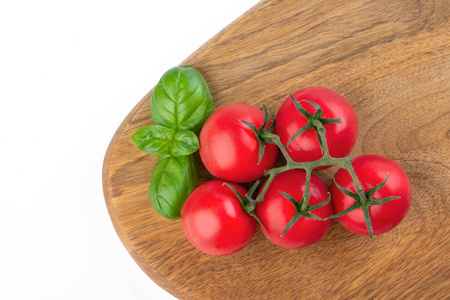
xmin=301 ymin=168 xmax=312 ymax=211
xmin=311 ymin=120 xmax=330 ymax=157
xmin=344 ymin=164 xmax=374 ymax=238
xmin=260 ymin=133 xmax=294 ymax=164
xmin=255 ymin=172 xmax=276 ymax=204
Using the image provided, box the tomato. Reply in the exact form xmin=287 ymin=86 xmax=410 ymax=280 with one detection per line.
xmin=181 ymin=180 xmax=257 ymax=256
xmin=331 ymin=154 xmax=412 ymax=236
xmin=275 ymin=87 xmax=358 ymax=165
xmin=255 ymin=170 xmax=333 ymax=249
xmin=199 ymin=103 xmax=278 ymax=183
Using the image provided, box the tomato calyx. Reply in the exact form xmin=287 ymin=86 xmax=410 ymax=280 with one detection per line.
xmin=279 ymin=191 xmax=331 ymax=237
xmin=240 ymin=104 xmax=277 ymax=165
xmin=223 ymin=181 xmax=269 ymax=236
xmin=327 ymin=173 xmax=401 ymax=227
xmin=286 ymin=94 xmax=341 ymax=154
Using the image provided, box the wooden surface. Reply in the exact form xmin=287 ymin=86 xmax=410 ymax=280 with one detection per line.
xmin=103 ymin=0 xmax=450 ymax=299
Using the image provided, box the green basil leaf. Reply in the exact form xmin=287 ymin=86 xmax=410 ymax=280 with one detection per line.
xmin=170 ymin=130 xmax=199 ymax=156
xmin=148 ymin=154 xmax=197 ymax=219
xmin=131 ymin=125 xmax=175 ymax=155
xmin=150 ymin=65 xmax=213 ymax=134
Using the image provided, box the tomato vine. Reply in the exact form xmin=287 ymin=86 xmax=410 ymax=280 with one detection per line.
xmin=242 ymin=95 xmax=400 ymax=239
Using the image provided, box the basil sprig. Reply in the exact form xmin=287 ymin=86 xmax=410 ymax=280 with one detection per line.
xmin=131 ymin=66 xmax=213 ymax=219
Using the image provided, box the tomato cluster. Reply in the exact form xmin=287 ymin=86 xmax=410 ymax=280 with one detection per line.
xmin=181 ymin=87 xmax=412 ymax=256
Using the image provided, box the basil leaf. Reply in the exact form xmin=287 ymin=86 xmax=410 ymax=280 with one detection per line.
xmin=170 ymin=130 xmax=199 ymax=156
xmin=131 ymin=125 xmax=175 ymax=155
xmin=150 ymin=65 xmax=213 ymax=134
xmin=148 ymin=154 xmax=197 ymax=219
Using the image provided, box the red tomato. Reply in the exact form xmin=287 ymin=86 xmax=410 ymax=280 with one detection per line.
xmin=275 ymin=87 xmax=358 ymax=164
xmin=199 ymin=103 xmax=278 ymax=183
xmin=181 ymin=180 xmax=257 ymax=256
xmin=331 ymin=154 xmax=412 ymax=236
xmin=255 ymin=170 xmax=333 ymax=249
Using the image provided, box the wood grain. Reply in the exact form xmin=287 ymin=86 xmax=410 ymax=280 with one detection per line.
xmin=103 ymin=0 xmax=450 ymax=299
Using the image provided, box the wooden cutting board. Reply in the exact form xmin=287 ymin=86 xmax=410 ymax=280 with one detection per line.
xmin=102 ymin=0 xmax=450 ymax=298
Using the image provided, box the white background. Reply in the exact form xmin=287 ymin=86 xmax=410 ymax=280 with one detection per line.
xmin=0 ymin=1 xmax=259 ymax=299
